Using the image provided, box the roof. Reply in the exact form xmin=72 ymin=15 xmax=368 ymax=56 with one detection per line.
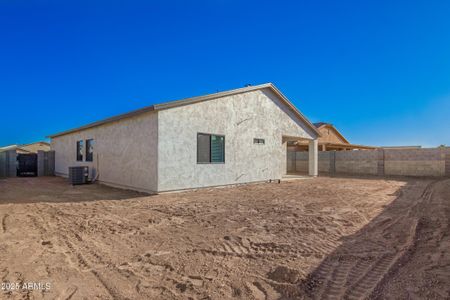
xmin=313 ymin=122 xmax=329 ymax=128
xmin=0 ymin=145 xmax=19 ymax=152
xmin=0 ymin=145 xmax=32 ymax=153
xmin=292 ymin=141 xmax=377 ymax=150
xmin=313 ymin=122 xmax=350 ymax=144
xmin=48 ymin=83 xmax=321 ymax=138
xmin=319 ymin=142 xmax=376 ymax=150
xmin=0 ymin=141 xmax=50 ymax=153
xmin=21 ymin=141 xmax=50 ymax=147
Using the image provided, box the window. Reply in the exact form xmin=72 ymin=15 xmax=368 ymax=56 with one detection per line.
xmin=197 ymin=133 xmax=225 ymax=163
xmin=76 ymin=140 xmax=84 ymax=161
xmin=253 ymin=138 xmax=265 ymax=145
xmin=86 ymin=139 xmax=95 ymax=162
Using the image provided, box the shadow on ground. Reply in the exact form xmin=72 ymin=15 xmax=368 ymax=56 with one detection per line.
xmin=0 ymin=176 xmax=149 ymax=204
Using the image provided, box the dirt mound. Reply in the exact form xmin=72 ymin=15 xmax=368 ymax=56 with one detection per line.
xmin=268 ymin=266 xmax=301 ymax=284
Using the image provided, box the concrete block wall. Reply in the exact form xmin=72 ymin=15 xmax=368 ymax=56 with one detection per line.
xmin=446 ymin=148 xmax=450 ymax=177
xmin=290 ymin=152 xmax=331 ymax=173
xmin=293 ymin=152 xmax=308 ymax=173
xmin=1 ymin=150 xmax=54 ymax=178
xmin=335 ymin=150 xmax=378 ymax=175
xmin=318 ymin=152 xmax=331 ymax=173
xmin=287 ymin=147 xmax=450 ymax=177
xmin=46 ymin=151 xmax=55 ymax=176
xmin=384 ymin=148 xmax=447 ymax=177
xmin=6 ymin=150 xmax=17 ymax=177
xmin=295 ymin=161 xmax=308 ymax=173
xmin=286 ymin=151 xmax=296 ymax=172
xmin=37 ymin=150 xmax=55 ymax=176
xmin=0 ymin=152 xmax=5 ymax=178
xmin=0 ymin=151 xmax=17 ymax=178
xmin=37 ymin=151 xmax=45 ymax=177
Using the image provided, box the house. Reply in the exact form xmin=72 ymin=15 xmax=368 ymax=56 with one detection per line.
xmin=0 ymin=141 xmax=50 ymax=153
xmin=289 ymin=122 xmax=376 ymax=151
xmin=48 ymin=83 xmax=320 ymax=193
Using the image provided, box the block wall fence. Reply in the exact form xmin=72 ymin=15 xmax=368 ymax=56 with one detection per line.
xmin=0 ymin=150 xmax=55 ymax=178
xmin=0 ymin=150 xmax=17 ymax=178
xmin=289 ymin=147 xmax=450 ymax=177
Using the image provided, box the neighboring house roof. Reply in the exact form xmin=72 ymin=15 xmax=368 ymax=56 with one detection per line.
xmin=20 ymin=141 xmax=51 ymax=153
xmin=292 ymin=122 xmax=377 ymax=150
xmin=313 ymin=122 xmax=350 ymax=144
xmin=48 ymin=83 xmax=321 ymax=138
xmin=0 ymin=141 xmax=50 ymax=153
xmin=313 ymin=122 xmax=328 ymax=128
xmin=0 ymin=145 xmax=20 ymax=152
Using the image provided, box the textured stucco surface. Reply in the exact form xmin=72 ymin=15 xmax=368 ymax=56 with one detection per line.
xmin=157 ymin=88 xmax=316 ymax=191
xmin=51 ymin=111 xmax=158 ymax=193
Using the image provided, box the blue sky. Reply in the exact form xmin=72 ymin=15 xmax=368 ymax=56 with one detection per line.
xmin=1 ymin=0 xmax=449 ymax=147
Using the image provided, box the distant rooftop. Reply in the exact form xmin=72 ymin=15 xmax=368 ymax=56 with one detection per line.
xmin=313 ymin=122 xmax=328 ymax=128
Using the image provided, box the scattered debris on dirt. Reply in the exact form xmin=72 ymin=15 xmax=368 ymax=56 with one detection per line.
xmin=0 ymin=176 xmax=449 ymax=299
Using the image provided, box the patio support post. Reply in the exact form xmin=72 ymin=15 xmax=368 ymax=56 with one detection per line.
xmin=308 ymin=139 xmax=318 ymax=177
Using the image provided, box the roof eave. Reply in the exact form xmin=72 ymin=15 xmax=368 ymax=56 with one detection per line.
xmin=47 ymin=105 xmax=156 ymax=138
xmin=267 ymin=84 xmax=321 ymax=138
xmin=48 ymin=83 xmax=320 ymax=139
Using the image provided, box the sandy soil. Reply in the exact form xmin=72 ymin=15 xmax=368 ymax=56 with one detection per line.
xmin=0 ymin=176 xmax=449 ymax=300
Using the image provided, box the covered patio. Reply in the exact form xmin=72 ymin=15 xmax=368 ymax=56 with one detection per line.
xmin=284 ymin=136 xmax=318 ymax=177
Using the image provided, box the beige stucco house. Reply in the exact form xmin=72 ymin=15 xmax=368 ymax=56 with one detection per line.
xmin=49 ymin=83 xmax=320 ymax=193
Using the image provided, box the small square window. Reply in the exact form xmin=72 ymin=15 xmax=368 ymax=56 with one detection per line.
xmin=253 ymin=138 xmax=265 ymax=145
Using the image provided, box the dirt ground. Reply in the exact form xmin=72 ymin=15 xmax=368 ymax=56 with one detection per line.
xmin=0 ymin=176 xmax=449 ymax=300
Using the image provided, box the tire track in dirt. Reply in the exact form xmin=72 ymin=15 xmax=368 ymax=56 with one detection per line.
xmin=41 ymin=204 xmax=125 ymax=300
xmin=344 ymin=253 xmax=397 ymax=300
xmin=370 ymin=180 xmax=446 ymax=299
xmin=320 ymin=259 xmax=354 ymax=299
xmin=1 ymin=214 xmax=8 ymax=233
xmin=200 ymin=235 xmax=340 ymax=262
xmin=294 ymin=180 xmax=440 ymax=300
xmin=44 ymin=204 xmax=194 ymax=299
xmin=3 ymin=176 xmax=438 ymax=299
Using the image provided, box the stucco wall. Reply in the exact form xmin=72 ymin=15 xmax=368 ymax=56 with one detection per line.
xmin=51 ymin=111 xmax=158 ymax=193
xmin=157 ymin=88 xmax=316 ymax=191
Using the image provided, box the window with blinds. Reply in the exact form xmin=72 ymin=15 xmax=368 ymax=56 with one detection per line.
xmin=197 ymin=133 xmax=225 ymax=163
